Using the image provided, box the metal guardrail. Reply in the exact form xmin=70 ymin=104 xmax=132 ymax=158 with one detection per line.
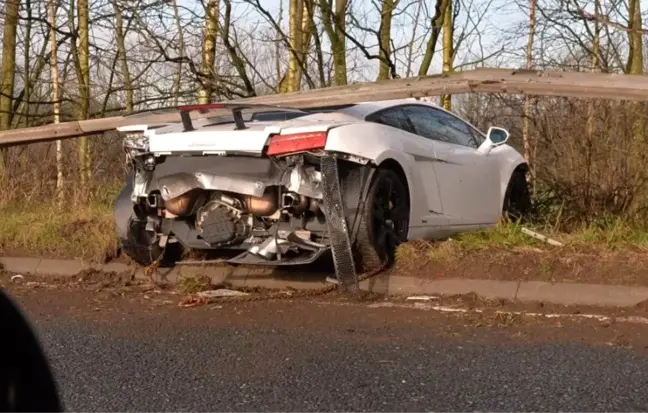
xmin=2 ymin=67 xmax=648 ymax=147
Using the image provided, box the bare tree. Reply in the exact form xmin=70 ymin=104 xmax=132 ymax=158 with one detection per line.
xmin=0 ymin=0 xmax=20 ymax=175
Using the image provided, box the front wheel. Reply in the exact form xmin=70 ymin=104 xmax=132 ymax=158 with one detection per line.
xmin=502 ymin=169 xmax=532 ymax=222
xmin=345 ymin=168 xmax=410 ymax=272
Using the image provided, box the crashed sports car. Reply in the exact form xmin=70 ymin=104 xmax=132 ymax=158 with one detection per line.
xmin=114 ymin=99 xmax=530 ymax=271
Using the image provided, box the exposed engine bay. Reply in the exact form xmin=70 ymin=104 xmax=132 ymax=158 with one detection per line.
xmin=116 ymin=126 xmax=370 ymax=267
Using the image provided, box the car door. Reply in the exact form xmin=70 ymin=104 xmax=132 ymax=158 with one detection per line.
xmin=367 ymin=107 xmax=445 ymax=228
xmin=402 ymin=105 xmax=502 ymax=225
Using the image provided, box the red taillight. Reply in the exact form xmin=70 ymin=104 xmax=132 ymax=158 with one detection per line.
xmin=266 ymin=131 xmax=328 ymax=156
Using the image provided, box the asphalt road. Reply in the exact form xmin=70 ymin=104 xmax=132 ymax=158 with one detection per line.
xmin=8 ymin=286 xmax=648 ymax=412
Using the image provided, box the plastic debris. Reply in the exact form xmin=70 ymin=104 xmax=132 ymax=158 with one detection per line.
xmin=521 ymin=227 xmax=564 ymax=247
xmin=406 ymin=295 xmax=440 ymax=301
xmin=10 ymin=274 xmax=24 ymax=283
xmin=196 ymin=289 xmax=250 ymax=299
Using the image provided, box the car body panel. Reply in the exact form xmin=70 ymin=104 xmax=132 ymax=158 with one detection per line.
xmin=325 ymin=122 xmax=445 ymax=235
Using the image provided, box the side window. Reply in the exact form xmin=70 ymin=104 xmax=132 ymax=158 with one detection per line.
xmin=432 ymin=109 xmax=482 ymax=148
xmin=403 ymin=105 xmax=482 ymax=149
xmin=367 ymin=107 xmax=414 ymax=134
xmin=401 ymin=105 xmax=453 ymax=144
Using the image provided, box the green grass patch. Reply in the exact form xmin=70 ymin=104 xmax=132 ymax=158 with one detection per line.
xmin=395 ymin=219 xmax=648 ymax=268
xmin=0 ymin=202 xmax=117 ymax=262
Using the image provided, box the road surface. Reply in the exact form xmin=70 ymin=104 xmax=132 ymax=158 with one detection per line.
xmin=5 ymin=278 xmax=648 ymax=412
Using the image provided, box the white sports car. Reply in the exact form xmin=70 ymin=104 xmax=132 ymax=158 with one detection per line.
xmin=114 ymin=99 xmax=530 ymax=272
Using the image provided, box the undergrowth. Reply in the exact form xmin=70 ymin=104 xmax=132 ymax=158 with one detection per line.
xmin=395 ymin=217 xmax=648 ymax=268
xmin=0 ymin=183 xmax=122 ymax=262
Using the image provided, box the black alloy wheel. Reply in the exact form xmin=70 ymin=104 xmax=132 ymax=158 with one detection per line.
xmin=369 ymin=169 xmax=410 ymax=262
xmin=345 ymin=167 xmax=410 ymax=272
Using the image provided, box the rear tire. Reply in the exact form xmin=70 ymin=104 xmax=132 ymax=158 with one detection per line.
xmin=344 ymin=168 xmax=410 ymax=272
xmin=120 ymin=218 xmax=165 ymax=267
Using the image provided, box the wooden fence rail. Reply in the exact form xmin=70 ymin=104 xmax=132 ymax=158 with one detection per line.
xmin=1 ymin=67 xmax=648 ymax=148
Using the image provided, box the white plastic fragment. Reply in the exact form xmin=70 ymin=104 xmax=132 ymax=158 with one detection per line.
xmin=197 ymin=289 xmax=250 ymax=299
xmin=521 ymin=227 xmax=564 ymax=247
xmin=10 ymin=274 xmax=24 ymax=283
xmin=406 ymin=295 xmax=440 ymax=301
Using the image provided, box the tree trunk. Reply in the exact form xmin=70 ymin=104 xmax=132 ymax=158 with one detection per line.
xmin=282 ymin=0 xmax=305 ymax=92
xmin=0 ymin=0 xmax=20 ymax=176
xmin=319 ymin=0 xmax=348 ymax=85
xmin=298 ymin=0 xmax=315 ymax=86
xmin=377 ymin=0 xmax=395 ymax=80
xmin=626 ymin=0 xmax=644 ymax=143
xmin=77 ymin=0 xmax=91 ymax=186
xmin=171 ymin=0 xmax=185 ymax=106
xmin=522 ymin=0 xmax=536 ymax=169
xmin=113 ymin=0 xmax=133 ymax=113
xmin=50 ymin=0 xmax=64 ymax=205
xmin=583 ymin=0 xmax=600 ymax=215
xmin=23 ymin=0 xmax=33 ymax=127
xmin=198 ymin=0 xmax=220 ymax=104
xmin=440 ymin=0 xmax=454 ymax=110
xmin=418 ymin=0 xmax=449 ymax=76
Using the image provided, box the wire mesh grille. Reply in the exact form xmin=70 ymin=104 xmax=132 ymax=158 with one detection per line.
xmin=320 ymin=155 xmax=359 ymax=293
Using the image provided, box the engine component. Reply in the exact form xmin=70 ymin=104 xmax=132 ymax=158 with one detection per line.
xmin=147 ymin=192 xmax=163 ymax=209
xmin=282 ymin=192 xmax=309 ymax=214
xmin=195 ymin=195 xmax=251 ymax=246
xmin=309 ymin=198 xmax=322 ymax=214
xmin=165 ymin=188 xmax=205 ymax=216
xmin=242 ymin=187 xmax=279 ymax=216
xmin=248 ymin=237 xmax=290 ymax=259
xmin=284 ymin=166 xmax=323 ymax=199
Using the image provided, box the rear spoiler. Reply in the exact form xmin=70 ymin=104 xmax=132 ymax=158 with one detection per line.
xmin=174 ymin=103 xmax=306 ymax=132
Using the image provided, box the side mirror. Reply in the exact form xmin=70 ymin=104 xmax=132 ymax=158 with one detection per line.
xmin=478 ymin=126 xmax=510 ymax=154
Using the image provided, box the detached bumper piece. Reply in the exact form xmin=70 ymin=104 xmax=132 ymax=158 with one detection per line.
xmin=320 ymin=155 xmax=359 ymax=293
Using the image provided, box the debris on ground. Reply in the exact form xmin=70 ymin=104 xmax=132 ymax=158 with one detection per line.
xmin=521 ymin=227 xmax=564 ymax=247
xmin=178 ymin=295 xmax=208 ymax=308
xmin=406 ymin=295 xmax=440 ymax=301
xmin=10 ymin=274 xmax=24 ymax=283
xmin=197 ymin=289 xmax=250 ymax=299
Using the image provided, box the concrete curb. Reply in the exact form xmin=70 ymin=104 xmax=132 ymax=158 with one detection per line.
xmin=2 ymin=256 xmax=648 ymax=308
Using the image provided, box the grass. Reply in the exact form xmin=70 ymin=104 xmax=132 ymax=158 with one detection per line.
xmin=3 ymin=179 xmax=648 ymax=269
xmin=0 ymin=198 xmax=118 ymax=263
xmin=176 ymin=271 xmax=212 ymax=295
xmin=395 ymin=219 xmax=648 ymax=268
